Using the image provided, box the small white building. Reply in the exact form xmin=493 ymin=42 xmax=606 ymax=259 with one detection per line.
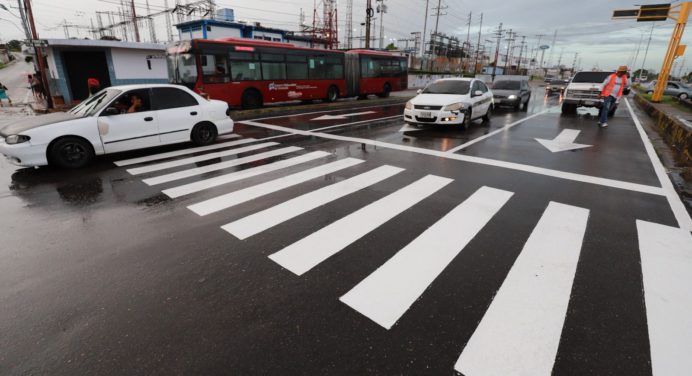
xmin=43 ymin=39 xmax=168 ymax=105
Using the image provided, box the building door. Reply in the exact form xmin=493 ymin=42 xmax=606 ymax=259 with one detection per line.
xmin=62 ymin=50 xmax=111 ymax=102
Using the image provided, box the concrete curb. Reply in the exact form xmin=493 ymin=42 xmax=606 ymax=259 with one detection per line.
xmin=633 ymin=94 xmax=692 ymax=164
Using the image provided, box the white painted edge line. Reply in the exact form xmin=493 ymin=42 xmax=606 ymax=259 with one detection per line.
xmin=636 ymin=220 xmax=692 ymax=376
xmin=142 ymin=146 xmax=303 ymax=186
xmin=126 ymin=142 xmax=279 ymax=175
xmin=163 ymin=151 xmax=331 ymax=198
xmin=241 ymin=120 xmax=665 ymax=196
xmin=455 ymin=201 xmax=589 ymax=376
xmin=268 ymin=174 xmax=453 ymax=276
xmin=113 ymin=135 xmax=247 ymax=166
xmin=223 ymin=165 xmax=404 ymax=240
xmin=340 ymin=186 xmax=513 ymax=330
xmin=625 ymin=99 xmax=692 ymax=231
xmin=188 ymin=157 xmax=364 ymax=216
xmin=445 ymin=109 xmax=550 ymax=153
xmin=239 ymin=102 xmax=406 ymax=122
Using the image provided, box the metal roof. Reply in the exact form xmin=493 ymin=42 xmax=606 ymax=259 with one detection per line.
xmin=45 ymin=39 xmax=165 ymax=50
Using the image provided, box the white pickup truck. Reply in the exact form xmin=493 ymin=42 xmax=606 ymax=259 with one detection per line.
xmin=561 ymin=71 xmax=629 ymax=115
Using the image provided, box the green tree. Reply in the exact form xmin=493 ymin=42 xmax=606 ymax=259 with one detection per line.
xmin=7 ymin=40 xmax=22 ymax=52
xmin=385 ymin=43 xmax=396 ymax=51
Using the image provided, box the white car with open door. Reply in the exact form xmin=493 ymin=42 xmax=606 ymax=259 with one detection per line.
xmin=404 ymin=78 xmax=494 ymax=129
xmin=0 ymin=84 xmax=233 ymax=168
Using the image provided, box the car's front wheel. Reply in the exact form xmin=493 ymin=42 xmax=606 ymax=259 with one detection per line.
xmin=482 ymin=105 xmax=493 ymax=122
xmin=463 ymin=109 xmax=472 ymax=130
xmin=679 ymin=93 xmax=688 ymax=100
xmin=48 ymin=136 xmax=94 ymax=169
xmin=191 ymin=122 xmax=218 ymax=146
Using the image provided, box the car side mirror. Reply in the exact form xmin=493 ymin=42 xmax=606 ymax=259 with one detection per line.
xmin=473 ymin=90 xmax=483 ymax=97
xmin=416 ymin=89 xmax=422 ymax=94
xmin=102 ymin=107 xmax=119 ymax=116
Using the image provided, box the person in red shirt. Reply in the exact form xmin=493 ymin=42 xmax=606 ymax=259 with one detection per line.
xmin=87 ymin=78 xmax=101 ymax=97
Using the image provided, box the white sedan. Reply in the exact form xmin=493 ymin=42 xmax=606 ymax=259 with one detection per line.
xmin=404 ymin=78 xmax=494 ymax=129
xmin=0 ymin=84 xmax=233 ymax=168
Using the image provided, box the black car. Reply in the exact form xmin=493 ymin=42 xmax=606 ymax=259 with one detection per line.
xmin=492 ymin=79 xmax=531 ymax=111
xmin=545 ymin=79 xmax=568 ymax=96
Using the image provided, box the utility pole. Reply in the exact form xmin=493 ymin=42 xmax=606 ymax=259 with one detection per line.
xmin=465 ymin=11 xmax=472 ymax=71
xmin=639 ymin=22 xmax=655 ymax=81
xmin=24 ymin=0 xmax=53 ymax=109
xmin=130 ymin=0 xmax=140 ymax=42
xmin=571 ymin=52 xmax=579 ymax=75
xmin=429 ymin=0 xmax=447 ymax=71
xmin=516 ymin=35 xmax=526 ymax=74
xmin=631 ymin=31 xmax=644 ymax=72
xmin=377 ymin=0 xmax=386 ymax=49
xmin=473 ymin=13 xmax=483 ymax=74
xmin=547 ymin=29 xmax=557 ymax=68
xmin=533 ymin=34 xmax=545 ymax=62
xmin=15 ymin=0 xmax=31 ymax=41
xmin=365 ymin=0 xmax=373 ymax=48
xmin=491 ymin=23 xmax=503 ymax=81
xmin=503 ymin=29 xmax=514 ymax=74
xmin=345 ymin=0 xmax=353 ymax=49
xmin=420 ymin=0 xmax=429 ymax=69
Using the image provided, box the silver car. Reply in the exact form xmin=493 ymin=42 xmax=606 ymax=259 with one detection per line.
xmin=644 ymin=81 xmax=691 ymax=99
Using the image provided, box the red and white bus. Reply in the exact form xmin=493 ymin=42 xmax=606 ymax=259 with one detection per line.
xmin=166 ymin=38 xmax=408 ymax=109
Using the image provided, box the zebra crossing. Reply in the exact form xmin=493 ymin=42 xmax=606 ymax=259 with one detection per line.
xmin=114 ymin=135 xmax=692 ymax=375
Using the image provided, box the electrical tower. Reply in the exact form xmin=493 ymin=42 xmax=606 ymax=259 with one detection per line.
xmin=345 ymin=0 xmax=353 ymax=48
xmin=302 ymin=0 xmax=338 ymax=49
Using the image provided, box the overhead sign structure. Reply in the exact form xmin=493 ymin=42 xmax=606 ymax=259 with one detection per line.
xmin=539 ymin=45 xmax=550 ymax=50
xmin=612 ymin=2 xmax=688 ymax=102
xmin=611 ymin=3 xmax=671 ymax=22
xmin=26 ymin=39 xmax=48 ymax=47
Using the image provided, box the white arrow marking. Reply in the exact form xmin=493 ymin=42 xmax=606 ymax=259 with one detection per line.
xmin=535 ymin=129 xmax=592 ymax=153
xmin=312 ymin=111 xmax=376 ymax=120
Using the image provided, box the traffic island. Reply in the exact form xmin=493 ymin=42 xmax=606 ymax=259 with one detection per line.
xmin=633 ymin=93 xmax=692 ymax=212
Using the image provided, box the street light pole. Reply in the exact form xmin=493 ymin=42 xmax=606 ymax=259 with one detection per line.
xmin=639 ymin=22 xmax=655 ymax=81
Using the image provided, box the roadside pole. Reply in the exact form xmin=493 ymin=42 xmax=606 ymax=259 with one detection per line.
xmin=24 ymin=0 xmax=53 ymax=109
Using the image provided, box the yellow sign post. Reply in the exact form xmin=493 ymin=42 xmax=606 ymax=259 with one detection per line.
xmin=652 ymin=2 xmax=690 ymax=102
xmin=612 ymin=3 xmax=689 ymax=102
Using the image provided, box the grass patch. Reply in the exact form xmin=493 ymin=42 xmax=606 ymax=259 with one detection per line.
xmin=638 ymin=92 xmax=692 ymax=114
xmin=0 ymin=62 xmax=5 ymax=70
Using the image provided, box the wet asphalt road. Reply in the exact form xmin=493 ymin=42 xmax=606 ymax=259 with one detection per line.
xmin=1 ymin=89 xmax=689 ymax=376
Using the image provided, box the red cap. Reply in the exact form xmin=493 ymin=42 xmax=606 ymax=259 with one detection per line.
xmin=88 ymin=78 xmax=100 ymax=87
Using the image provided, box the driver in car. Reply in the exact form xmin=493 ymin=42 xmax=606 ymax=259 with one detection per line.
xmin=127 ymin=94 xmax=143 ymax=113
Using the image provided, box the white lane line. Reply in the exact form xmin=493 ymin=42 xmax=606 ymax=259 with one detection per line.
xmin=240 ymin=103 xmax=405 ymax=122
xmin=445 ymin=109 xmax=550 ymax=153
xmin=637 ymin=220 xmax=692 ymax=376
xmin=241 ymin=120 xmax=665 ymax=196
xmin=625 ymin=99 xmax=692 ymax=231
xmin=268 ymin=175 xmax=452 ymax=276
xmin=455 ymin=202 xmax=588 ymax=376
xmin=339 ymin=186 xmax=513 ymax=330
xmin=163 ymin=151 xmax=331 ymax=198
xmin=223 ymin=165 xmax=404 ymax=240
xmin=244 ymin=115 xmax=404 ymax=142
xmin=143 ymin=146 xmax=302 ymax=186
xmin=126 ymin=142 xmax=278 ymax=175
xmin=113 ymin=135 xmax=246 ymax=166
xmin=188 ymin=157 xmax=363 ymax=216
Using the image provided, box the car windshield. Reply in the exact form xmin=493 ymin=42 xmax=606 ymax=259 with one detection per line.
xmin=571 ymin=72 xmax=611 ymax=83
xmin=550 ymin=80 xmax=566 ymax=85
xmin=422 ymin=80 xmax=470 ymax=95
xmin=69 ymin=89 xmax=122 ymax=117
xmin=493 ymin=81 xmax=520 ymax=90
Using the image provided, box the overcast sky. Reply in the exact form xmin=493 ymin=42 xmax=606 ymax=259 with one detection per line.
xmin=0 ymin=0 xmax=689 ymax=73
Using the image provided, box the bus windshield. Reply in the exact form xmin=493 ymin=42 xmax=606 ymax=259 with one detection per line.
xmin=167 ymin=42 xmax=198 ymax=88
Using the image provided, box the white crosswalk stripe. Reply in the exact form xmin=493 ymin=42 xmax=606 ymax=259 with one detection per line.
xmin=268 ymin=175 xmax=452 ymax=276
xmin=126 ymin=142 xmax=279 ymax=175
xmin=143 ymin=146 xmax=303 ymax=186
xmin=222 ymin=165 xmax=405 ymax=240
xmin=113 ymin=135 xmax=247 ymax=166
xmin=188 ymin=157 xmax=365 ymax=216
xmin=339 ymin=186 xmax=513 ymax=330
xmin=637 ymin=220 xmax=692 ymax=376
xmin=454 ymin=201 xmax=588 ymax=376
xmin=163 ymin=151 xmax=331 ymax=198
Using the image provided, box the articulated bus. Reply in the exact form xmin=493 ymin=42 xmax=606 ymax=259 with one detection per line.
xmin=166 ymin=38 xmax=408 ymax=109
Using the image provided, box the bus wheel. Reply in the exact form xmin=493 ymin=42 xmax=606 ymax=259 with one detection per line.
xmin=241 ymin=89 xmax=262 ymax=109
xmin=326 ymin=86 xmax=339 ymax=102
xmin=377 ymin=83 xmax=391 ymax=98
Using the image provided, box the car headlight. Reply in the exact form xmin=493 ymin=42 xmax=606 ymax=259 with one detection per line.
xmin=443 ymin=102 xmax=464 ymax=111
xmin=405 ymin=100 xmax=413 ymax=110
xmin=5 ymin=135 xmax=31 ymax=144
xmin=508 ymin=95 xmax=517 ymax=100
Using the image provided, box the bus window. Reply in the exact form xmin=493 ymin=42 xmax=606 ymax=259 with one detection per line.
xmin=167 ymin=53 xmax=197 ymax=85
xmin=261 ymin=53 xmax=287 ymax=80
xmin=229 ymin=52 xmax=260 ymax=81
xmin=202 ymin=54 xmax=230 ymax=83
xmin=286 ymin=55 xmax=308 ymax=80
xmin=308 ymin=56 xmax=327 ymax=79
xmin=325 ymin=56 xmax=344 ymax=79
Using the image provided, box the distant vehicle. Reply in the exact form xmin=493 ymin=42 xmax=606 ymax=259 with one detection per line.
xmin=561 ymin=71 xmax=630 ymax=115
xmin=0 ymin=84 xmax=233 ymax=168
xmin=644 ymin=81 xmax=691 ymax=99
xmin=167 ymin=38 xmax=408 ymax=109
xmin=403 ymin=78 xmax=494 ymax=129
xmin=545 ymin=79 xmax=568 ymax=96
xmin=491 ymin=79 xmax=531 ymax=111
xmin=544 ymin=75 xmax=556 ymax=83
